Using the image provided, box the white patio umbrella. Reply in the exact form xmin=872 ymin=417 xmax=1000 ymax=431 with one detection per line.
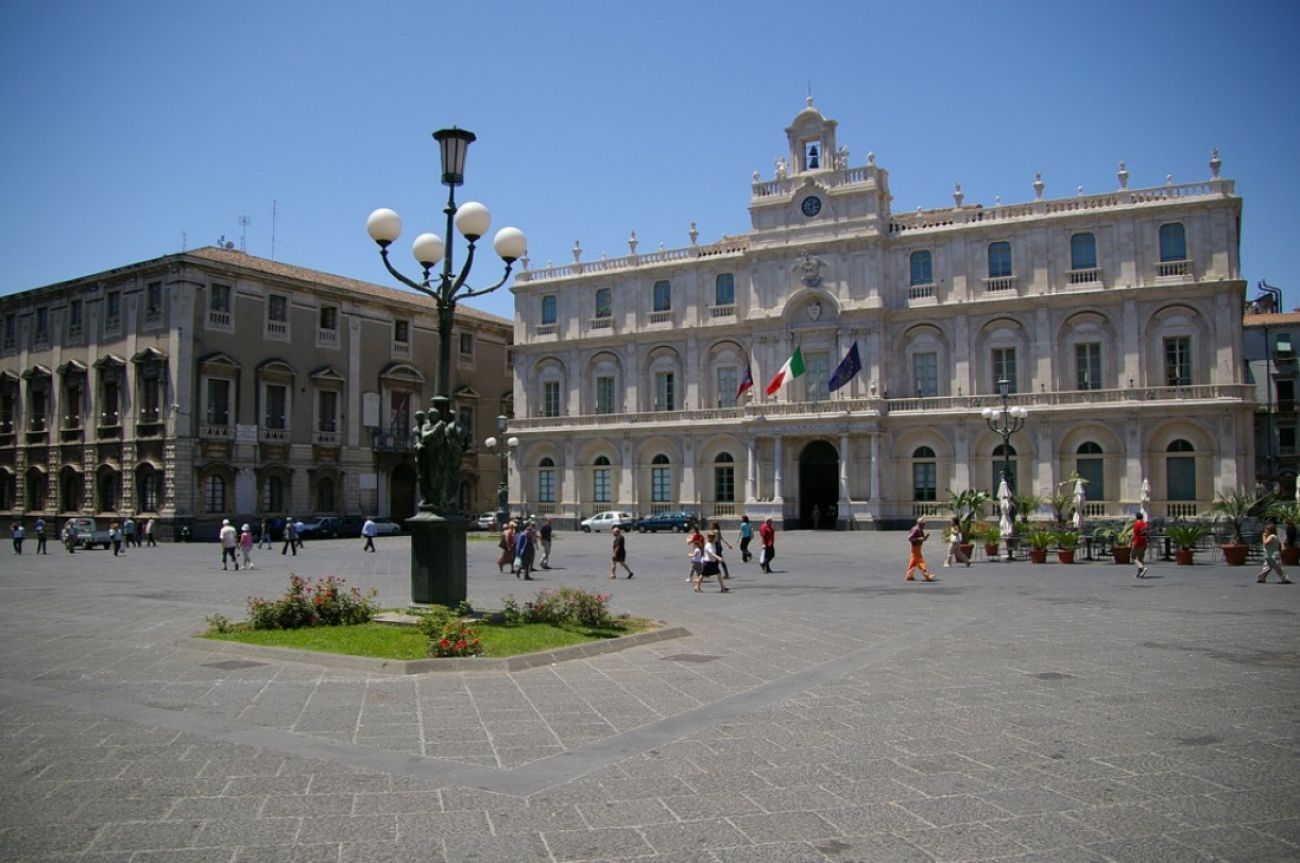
xmin=1072 ymin=477 xmax=1087 ymax=531
xmin=998 ymin=477 xmax=1014 ymax=539
xmin=1140 ymin=477 xmax=1151 ymax=514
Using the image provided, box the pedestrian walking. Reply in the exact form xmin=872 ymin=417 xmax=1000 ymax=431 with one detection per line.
xmin=34 ymin=518 xmax=47 ymax=554
xmin=738 ymin=515 xmax=753 ymax=562
xmin=684 ymin=525 xmax=705 ymax=582
xmin=710 ymin=521 xmax=733 ymax=579
xmin=257 ymin=518 xmax=272 ymax=549
xmin=361 ymin=516 xmax=377 ymax=552
xmin=110 ymin=522 xmax=124 ymax=557
xmin=62 ymin=521 xmax=76 ymax=553
xmin=610 ymin=526 xmax=633 ymax=578
xmin=145 ymin=518 xmax=157 ymax=547
xmin=697 ymin=530 xmax=730 ymax=593
xmin=758 ymin=517 xmax=776 ymax=572
xmin=943 ymin=516 xmax=971 ymax=568
xmin=219 ymin=518 xmax=239 ymax=569
xmin=811 ymin=503 xmax=822 ymax=529
xmin=294 ymin=518 xmax=306 ymax=550
xmin=1132 ymin=510 xmax=1150 ymax=578
xmin=514 ymin=523 xmax=536 ymax=580
xmin=905 ymin=516 xmax=935 ymax=581
xmin=11 ymin=522 xmax=24 ymax=554
xmin=539 ymin=517 xmax=553 ymax=569
xmin=122 ymin=516 xmax=136 ymax=549
xmin=497 ymin=521 xmax=517 ymax=573
xmin=1257 ymin=523 xmax=1293 ymax=584
xmin=281 ymin=518 xmax=297 ymax=556
xmin=239 ymin=523 xmax=255 ymax=570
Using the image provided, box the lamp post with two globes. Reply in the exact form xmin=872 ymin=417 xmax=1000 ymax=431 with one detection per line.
xmin=365 ymin=127 xmax=526 ymax=605
xmin=484 ymin=416 xmax=518 ymax=531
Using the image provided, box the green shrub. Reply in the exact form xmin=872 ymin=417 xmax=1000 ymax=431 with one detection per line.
xmin=522 ymin=587 xmax=612 ymax=627
xmin=418 ymin=605 xmax=482 ymax=657
xmin=501 ymin=594 xmax=522 ymax=625
xmin=246 ymin=574 xmax=378 ymax=630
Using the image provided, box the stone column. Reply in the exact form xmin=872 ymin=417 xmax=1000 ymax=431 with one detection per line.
xmin=869 ymin=433 xmax=881 ymax=502
xmin=746 ymin=435 xmax=758 ymax=503
xmin=620 ymin=437 xmax=634 ymax=510
xmin=773 ymin=434 xmax=784 ymax=502
xmin=838 ymin=432 xmax=851 ymax=502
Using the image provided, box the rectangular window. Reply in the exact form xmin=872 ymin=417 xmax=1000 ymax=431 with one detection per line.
xmin=318 ymin=390 xmax=338 ymax=432
xmin=1280 ymin=426 xmax=1296 ymax=454
xmin=805 ymin=352 xmax=830 ymax=401
xmin=595 ymin=288 xmax=611 ymax=319
xmin=35 ymin=308 xmax=49 ymax=343
xmin=204 ymin=476 xmax=225 ymax=513
xmin=595 ymin=375 xmax=615 ymax=414
xmin=715 ymin=273 xmax=735 ymax=306
xmin=1278 ymin=379 xmax=1295 ymax=411
xmin=654 ymin=371 xmax=675 ymax=411
xmin=101 ymin=380 xmax=120 ymax=424
xmin=265 ymin=384 xmax=287 ymax=429
xmin=1159 ymin=223 xmax=1187 ymax=262
xmin=207 ymin=379 xmax=230 ymax=425
xmin=651 ymin=465 xmax=671 ymax=502
xmin=458 ymin=405 xmax=474 ymax=443
xmin=910 ymin=251 xmax=933 ymax=286
xmin=912 ymin=462 xmax=937 ymax=501
xmin=1076 ymin=458 xmax=1105 ymax=500
xmin=146 ymin=281 xmax=163 ymax=316
xmin=268 ymin=295 xmax=287 ymax=322
xmin=988 ymin=242 xmax=1013 ymax=278
xmin=593 ymin=468 xmax=611 ymax=503
xmin=992 ymin=348 xmax=1018 ymax=393
xmin=394 ymin=319 xmax=410 ymax=343
xmin=653 ymin=280 xmax=671 ymax=312
xmin=459 ymin=332 xmax=474 ymax=357
xmin=2 ymin=314 xmax=14 ymax=350
xmin=541 ymin=295 xmax=557 ymax=325
xmin=542 ymin=381 xmax=560 ymax=417
xmin=1070 ymin=233 xmax=1097 ymax=270
xmin=538 ymin=468 xmax=555 ymax=503
xmin=993 ymin=458 xmax=1018 ymax=494
xmin=140 ymin=378 xmax=160 ymax=421
xmin=105 ymin=290 xmax=122 ymax=327
xmin=320 ymin=306 xmax=337 ymax=331
xmin=1167 ymin=456 xmax=1196 ymax=500
xmin=716 ymin=367 xmax=738 ymax=408
xmin=913 ymin=352 xmax=938 ymax=397
xmin=210 ymin=284 xmax=231 ymax=312
xmin=1075 ymin=343 xmax=1101 ymax=390
xmin=65 ymin=382 xmax=82 ymax=425
xmin=67 ymin=301 xmax=82 ymax=337
xmin=714 ymin=464 xmax=735 ymax=503
xmin=1164 ymin=336 xmax=1192 ymax=386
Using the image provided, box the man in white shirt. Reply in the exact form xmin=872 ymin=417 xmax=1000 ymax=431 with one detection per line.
xmin=219 ymin=519 xmax=239 ymax=570
xmin=362 ymin=517 xmax=377 ymax=553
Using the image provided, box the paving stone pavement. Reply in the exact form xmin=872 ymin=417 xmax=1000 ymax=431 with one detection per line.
xmin=0 ymin=529 xmax=1297 ymax=862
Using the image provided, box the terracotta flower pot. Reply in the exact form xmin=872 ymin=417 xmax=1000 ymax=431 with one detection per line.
xmin=1219 ymin=544 xmax=1249 ymax=566
xmin=1029 ymin=548 xmax=1048 ymax=564
xmin=1056 ymin=549 xmax=1076 ymax=564
xmin=1175 ymin=549 xmax=1196 ymax=565
xmin=984 ymin=543 xmax=1000 ymax=559
xmin=1112 ymin=545 xmax=1132 ymax=564
xmin=1282 ymin=546 xmax=1300 ymax=566
xmin=960 ymin=543 xmax=975 ymax=561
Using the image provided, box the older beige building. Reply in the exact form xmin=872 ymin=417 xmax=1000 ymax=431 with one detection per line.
xmin=0 ymin=246 xmax=512 ymax=538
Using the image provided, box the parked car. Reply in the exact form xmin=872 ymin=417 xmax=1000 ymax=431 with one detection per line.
xmin=580 ymin=510 xmax=636 ymax=532
xmin=633 ymin=511 xmax=701 ymax=533
xmin=472 ymin=512 xmax=498 ymax=531
xmin=64 ymin=517 xmax=112 ymax=549
xmin=296 ymin=517 xmax=342 ymax=539
xmin=369 ymin=517 xmax=403 ymax=536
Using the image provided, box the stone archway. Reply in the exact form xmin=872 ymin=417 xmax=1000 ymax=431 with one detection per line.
xmin=390 ymin=463 xmax=416 ymax=524
xmin=798 ymin=440 xmax=839 ymax=529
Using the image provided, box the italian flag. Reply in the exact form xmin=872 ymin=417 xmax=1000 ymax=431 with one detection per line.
xmin=765 ymin=346 xmax=806 ymax=395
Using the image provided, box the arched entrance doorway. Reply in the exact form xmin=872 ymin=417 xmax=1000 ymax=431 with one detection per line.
xmin=798 ymin=440 xmax=839 ymax=529
xmin=390 ymin=462 xmax=416 ymax=524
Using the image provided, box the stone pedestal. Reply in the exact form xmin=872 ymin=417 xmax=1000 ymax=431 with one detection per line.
xmin=407 ymin=511 xmax=469 ymax=607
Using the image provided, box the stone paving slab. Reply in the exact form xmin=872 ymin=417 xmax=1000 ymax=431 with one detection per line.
xmin=1 ymin=530 xmax=1298 ymax=861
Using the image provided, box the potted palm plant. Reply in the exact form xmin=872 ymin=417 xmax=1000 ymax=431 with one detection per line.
xmin=1166 ymin=522 xmax=1210 ymax=565
xmin=973 ymin=521 xmax=1002 ymax=559
xmin=1054 ymin=529 xmax=1081 ymax=564
xmin=945 ymin=488 xmax=990 ymax=562
xmin=1025 ymin=527 xmax=1054 ymax=563
xmin=1048 ymin=492 xmax=1076 ymax=528
xmin=1108 ymin=522 xmax=1134 ymax=564
xmin=1013 ymin=492 xmax=1045 ymax=526
xmin=1209 ymin=489 xmax=1269 ymax=566
xmin=1267 ymin=501 xmax=1300 ymax=566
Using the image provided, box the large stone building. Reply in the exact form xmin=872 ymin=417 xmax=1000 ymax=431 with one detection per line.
xmin=1243 ymin=299 xmax=1299 ymax=498
xmin=507 ymin=101 xmax=1253 ymax=529
xmin=0 ymin=247 xmax=512 ymax=538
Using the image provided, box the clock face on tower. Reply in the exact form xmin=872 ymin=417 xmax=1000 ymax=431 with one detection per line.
xmin=800 ymin=195 xmax=822 ymax=217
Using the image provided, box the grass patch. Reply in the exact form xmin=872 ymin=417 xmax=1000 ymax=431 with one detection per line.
xmin=203 ymin=617 xmax=653 ymax=660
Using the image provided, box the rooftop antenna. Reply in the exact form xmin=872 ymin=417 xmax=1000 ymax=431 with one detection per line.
xmin=238 ymin=215 xmax=250 ymax=253
xmin=271 ymin=199 xmax=278 ymax=260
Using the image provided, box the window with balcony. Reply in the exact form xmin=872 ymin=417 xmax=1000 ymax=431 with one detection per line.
xmin=264 ymin=475 xmax=285 ymax=513
xmin=264 ymin=384 xmax=288 ymax=431
xmin=595 ymin=375 xmax=615 ymax=414
xmin=595 ymin=288 xmax=611 ymax=319
xmin=541 ymin=295 xmax=557 ymax=325
xmin=1278 ymin=379 xmax=1295 ymax=412
xmin=1159 ymin=223 xmax=1186 ymax=262
xmin=28 ymin=382 xmax=49 ymax=432
xmin=63 ymin=381 xmax=83 ymax=429
xmin=205 ymin=378 xmax=231 ymax=426
xmin=104 ymin=290 xmax=122 ymax=331
xmin=100 ymin=378 xmax=121 ymax=427
xmin=60 ymin=466 xmax=81 ymax=512
xmin=913 ymin=352 xmax=938 ymax=398
xmin=805 ymin=352 xmax=830 ymax=401
xmin=912 ymin=446 xmax=937 ymax=501
xmin=992 ymin=444 xmax=1018 ymax=491
xmin=209 ymin=283 xmax=232 ymax=328
xmin=652 ymin=280 xmax=671 ymax=313
xmin=651 ymin=454 xmax=671 ymax=503
xmin=992 ymin=348 xmax=1018 ymax=393
xmin=317 ymin=476 xmax=336 ymax=512
xmin=593 ymin=456 xmax=611 ymax=502
xmin=542 ymin=380 xmax=560 ymax=418
xmin=458 ymin=405 xmax=474 ymax=444
xmin=27 ymin=468 xmax=47 ymax=511
xmin=988 ymin=242 xmax=1012 ymax=278
xmin=909 ymin=251 xmax=933 ymax=287
xmin=714 ymin=273 xmax=735 ymax=307
xmin=654 ymin=371 xmax=675 ymax=412
xmin=1 ymin=387 xmax=16 ymax=433
xmin=714 ymin=452 xmax=735 ymax=503
xmin=137 ymin=465 xmax=161 ymax=512
xmin=266 ymin=295 xmax=289 ymax=339
xmin=1164 ymin=336 xmax=1192 ymax=386
xmin=1166 ymin=439 xmax=1196 ymax=502
xmin=1070 ymin=233 xmax=1097 ymax=269
xmin=392 ymin=319 xmax=410 ymax=357
xmin=204 ymin=475 xmax=226 ymax=513
xmin=1076 ymin=442 xmax=1104 ymax=500
xmin=538 ymin=457 xmax=556 ymax=503
xmin=317 ymin=390 xmax=338 ymax=434
xmin=1076 ymin=342 xmax=1101 ymax=390
xmin=318 ymin=305 xmax=338 ymax=347
xmin=1280 ymin=426 xmax=1296 ymax=456
xmin=97 ymin=467 xmax=118 ymax=513
xmin=716 ymin=366 xmax=738 ymax=408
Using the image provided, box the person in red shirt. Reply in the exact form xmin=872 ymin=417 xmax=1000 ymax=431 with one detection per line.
xmin=906 ymin=517 xmax=936 ymax=582
xmin=758 ymin=517 xmax=776 ymax=573
xmin=1132 ymin=510 xmax=1150 ymax=578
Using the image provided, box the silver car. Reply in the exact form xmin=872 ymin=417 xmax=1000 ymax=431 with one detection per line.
xmin=579 ymin=511 xmax=636 ymax=533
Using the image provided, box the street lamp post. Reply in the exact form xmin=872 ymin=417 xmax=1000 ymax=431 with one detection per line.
xmin=366 ymin=127 xmax=526 ymax=606
xmin=1251 ymin=280 xmax=1283 ymax=490
xmin=484 ymin=415 xmax=518 ymax=530
xmin=982 ymin=379 xmax=1029 ymax=560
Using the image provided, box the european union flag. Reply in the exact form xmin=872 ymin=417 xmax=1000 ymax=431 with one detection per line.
xmin=828 ymin=342 xmax=861 ymax=392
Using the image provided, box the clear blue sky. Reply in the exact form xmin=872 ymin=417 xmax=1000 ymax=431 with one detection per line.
xmin=2 ymin=0 xmax=1296 ymax=320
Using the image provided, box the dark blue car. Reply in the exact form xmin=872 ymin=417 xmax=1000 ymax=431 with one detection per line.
xmin=633 ymin=511 xmax=701 ymax=533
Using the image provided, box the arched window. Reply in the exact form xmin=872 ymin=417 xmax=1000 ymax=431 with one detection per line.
xmin=912 ymin=446 xmax=937 ymax=501
xmin=60 ymin=467 xmax=81 ymax=513
xmin=317 ymin=476 xmax=335 ymax=513
xmin=594 ymin=288 xmax=611 ymax=319
xmin=909 ymin=251 xmax=933 ymax=286
xmin=992 ymin=444 xmax=1017 ymax=491
xmin=264 ymin=476 xmax=285 ymax=513
xmin=1075 ymin=442 xmax=1104 ymax=500
xmin=540 ymin=295 xmax=557 ymax=325
xmin=1070 ymin=232 xmax=1097 ymax=270
xmin=97 ymin=469 xmax=118 ymax=513
xmin=26 ymin=467 xmax=46 ymax=511
xmin=204 ymin=475 xmax=225 ymax=514
xmin=988 ymin=242 xmax=1013 ymax=278
xmin=714 ymin=452 xmax=735 ymax=503
xmin=1159 ymin=223 xmax=1186 ymax=262
xmin=538 ymin=457 xmax=556 ymax=504
xmin=1166 ymin=439 xmax=1196 ymax=501
xmin=0 ymin=470 xmax=13 ymax=510
xmin=715 ymin=274 xmax=735 ymax=307
xmin=593 ymin=456 xmax=611 ymax=503
xmin=651 ymin=453 xmax=671 ymax=503
xmin=137 ymin=465 xmax=161 ymax=512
